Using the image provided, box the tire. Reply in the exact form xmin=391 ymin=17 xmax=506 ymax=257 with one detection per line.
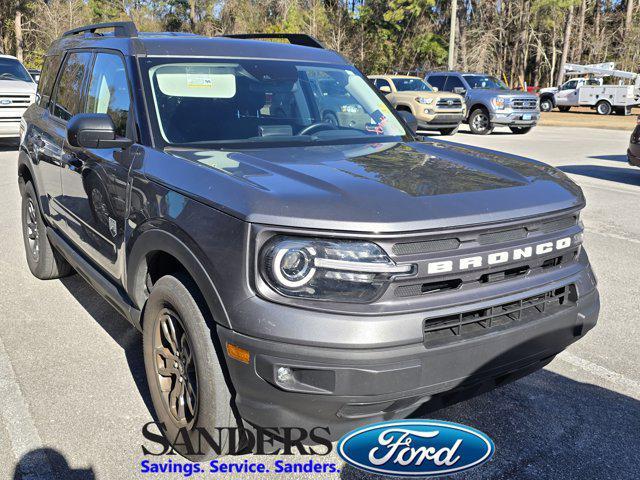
xmin=322 ymin=112 xmax=339 ymax=127
xmin=143 ymin=274 xmax=236 ymax=460
xmin=21 ymin=181 xmax=72 ymax=279
xmin=558 ymin=106 xmax=571 ymax=112
xmin=439 ymin=126 xmax=459 ymax=136
xmin=539 ymin=98 xmax=553 ymax=112
xmin=596 ymin=100 xmax=612 ymax=115
xmin=509 ymin=126 xmax=533 ymax=134
xmin=468 ymin=108 xmax=493 ymax=135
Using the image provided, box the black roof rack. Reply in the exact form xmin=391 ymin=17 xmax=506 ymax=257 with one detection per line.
xmin=222 ymin=33 xmax=325 ymax=49
xmin=63 ymin=21 xmax=138 ymax=38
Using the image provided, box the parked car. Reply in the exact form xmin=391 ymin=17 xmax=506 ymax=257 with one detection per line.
xmin=426 ymin=71 xmax=540 ymax=134
xmin=368 ymin=75 xmax=465 ymax=135
xmin=627 ymin=116 xmax=640 ymax=167
xmin=539 ymin=77 xmax=602 ymax=112
xmin=0 ymin=55 xmax=36 ymax=141
xmin=19 ymin=22 xmax=599 ymax=458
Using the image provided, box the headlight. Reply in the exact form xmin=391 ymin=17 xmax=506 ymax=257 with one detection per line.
xmin=341 ymin=104 xmax=361 ymax=113
xmin=260 ymin=236 xmax=414 ymax=303
xmin=491 ymin=97 xmax=509 ymax=110
xmin=416 ymin=97 xmax=434 ymax=104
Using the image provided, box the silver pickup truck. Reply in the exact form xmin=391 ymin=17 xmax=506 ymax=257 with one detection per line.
xmin=0 ymin=55 xmax=36 ymax=141
xmin=426 ymin=72 xmax=540 ymax=135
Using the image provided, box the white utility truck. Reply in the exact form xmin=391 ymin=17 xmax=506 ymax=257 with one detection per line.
xmin=539 ymin=62 xmax=640 ymax=115
xmin=0 ymin=55 xmax=36 ymax=141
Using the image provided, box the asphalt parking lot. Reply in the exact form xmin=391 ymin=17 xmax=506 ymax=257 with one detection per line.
xmin=1 ymin=125 xmax=639 ymax=480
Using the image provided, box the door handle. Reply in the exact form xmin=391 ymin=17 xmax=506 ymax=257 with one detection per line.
xmin=61 ymin=153 xmax=82 ymax=169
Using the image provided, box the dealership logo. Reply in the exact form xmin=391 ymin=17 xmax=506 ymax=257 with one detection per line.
xmin=337 ymin=420 xmax=494 ymax=477
xmin=426 ymin=236 xmax=573 ymax=275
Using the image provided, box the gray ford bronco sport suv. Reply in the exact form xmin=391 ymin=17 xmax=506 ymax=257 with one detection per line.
xmin=18 ymin=22 xmax=599 ymax=457
xmin=426 ymin=72 xmax=540 ymax=135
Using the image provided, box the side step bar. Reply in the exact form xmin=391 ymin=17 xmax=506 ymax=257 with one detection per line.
xmin=47 ymin=227 xmax=141 ymax=329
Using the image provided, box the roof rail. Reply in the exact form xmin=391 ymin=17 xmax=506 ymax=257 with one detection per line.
xmin=63 ymin=22 xmax=138 ymax=38
xmin=222 ymin=33 xmax=325 ymax=49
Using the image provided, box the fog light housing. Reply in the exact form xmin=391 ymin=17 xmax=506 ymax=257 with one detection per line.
xmin=277 ymin=366 xmax=294 ymax=384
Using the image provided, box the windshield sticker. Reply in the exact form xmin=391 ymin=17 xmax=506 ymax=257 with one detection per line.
xmin=186 ymin=67 xmax=213 ymax=88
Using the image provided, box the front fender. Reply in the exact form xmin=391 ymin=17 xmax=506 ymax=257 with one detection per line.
xmin=127 ymin=227 xmax=231 ymax=329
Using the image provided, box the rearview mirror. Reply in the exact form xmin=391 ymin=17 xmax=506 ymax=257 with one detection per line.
xmin=67 ymin=113 xmax=132 ymax=149
xmin=397 ymin=110 xmax=418 ymax=134
xmin=379 ymin=85 xmax=391 ymax=93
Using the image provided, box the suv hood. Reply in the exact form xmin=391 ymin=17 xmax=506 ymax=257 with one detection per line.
xmin=0 ymin=79 xmax=36 ymax=94
xmin=162 ymin=141 xmax=584 ymax=233
xmin=393 ymin=91 xmax=461 ymax=100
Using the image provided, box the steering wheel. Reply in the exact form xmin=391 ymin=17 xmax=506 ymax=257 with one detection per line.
xmin=298 ymin=122 xmax=337 ymax=136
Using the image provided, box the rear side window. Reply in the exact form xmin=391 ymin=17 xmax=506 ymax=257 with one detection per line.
xmin=36 ymin=55 xmax=62 ymax=108
xmin=52 ymin=51 xmax=92 ymax=121
xmin=427 ymin=75 xmax=446 ymax=90
xmin=85 ymin=53 xmax=131 ymax=137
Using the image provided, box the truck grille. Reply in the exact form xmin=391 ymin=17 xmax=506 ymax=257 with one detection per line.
xmin=423 ymin=285 xmax=575 ymax=346
xmin=511 ymin=98 xmax=538 ymax=110
xmin=430 ymin=113 xmax=465 ymax=124
xmin=0 ymin=94 xmax=32 ymax=108
xmin=393 ymin=214 xmax=577 ymax=256
xmin=436 ymin=98 xmax=463 ymax=108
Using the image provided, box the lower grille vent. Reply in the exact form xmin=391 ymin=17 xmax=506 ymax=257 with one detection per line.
xmin=423 ymin=286 xmax=575 ymax=346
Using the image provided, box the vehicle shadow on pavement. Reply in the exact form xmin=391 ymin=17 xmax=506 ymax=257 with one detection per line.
xmin=58 ymin=275 xmax=155 ymax=417
xmin=589 ymin=154 xmax=629 ymax=163
xmin=340 ymin=368 xmax=640 ymax=480
xmin=13 ymin=448 xmax=94 ymax=479
xmin=559 ymin=165 xmax=640 ymax=187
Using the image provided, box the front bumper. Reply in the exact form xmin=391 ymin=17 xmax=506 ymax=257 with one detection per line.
xmin=0 ymin=120 xmax=20 ymax=138
xmin=219 ymin=270 xmax=599 ymax=440
xmin=491 ymin=111 xmax=540 ymax=126
xmin=628 ymin=147 xmax=640 ymax=167
xmin=417 ymin=111 xmax=465 ymax=130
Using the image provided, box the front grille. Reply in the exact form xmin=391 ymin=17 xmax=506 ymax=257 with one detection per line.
xmin=430 ymin=113 xmax=464 ymax=124
xmin=423 ymin=285 xmax=575 ymax=346
xmin=0 ymin=117 xmax=21 ymax=123
xmin=436 ymin=98 xmax=463 ymax=108
xmin=511 ymin=97 xmax=538 ymax=110
xmin=393 ymin=238 xmax=460 ymax=255
xmin=391 ymin=214 xmax=577 ymax=256
xmin=0 ymin=95 xmax=31 ymax=108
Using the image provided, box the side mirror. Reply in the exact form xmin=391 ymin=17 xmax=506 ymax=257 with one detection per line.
xmin=432 ymin=87 xmax=439 ymax=92
xmin=379 ymin=85 xmax=391 ymax=93
xmin=67 ymin=113 xmax=132 ymax=149
xmin=453 ymin=87 xmax=466 ymax=95
xmin=397 ymin=110 xmax=418 ymax=134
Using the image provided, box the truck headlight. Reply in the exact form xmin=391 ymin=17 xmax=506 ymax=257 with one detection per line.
xmin=260 ymin=236 xmax=414 ymax=303
xmin=491 ymin=97 xmax=509 ymax=110
xmin=416 ymin=97 xmax=433 ymax=104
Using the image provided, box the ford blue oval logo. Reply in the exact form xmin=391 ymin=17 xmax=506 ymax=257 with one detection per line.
xmin=337 ymin=420 xmax=494 ymax=477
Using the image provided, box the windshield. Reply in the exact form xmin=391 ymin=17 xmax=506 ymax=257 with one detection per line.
xmin=0 ymin=58 xmax=33 ymax=82
xmin=391 ymin=78 xmax=432 ymax=92
xmin=463 ymin=75 xmax=508 ymax=90
xmin=142 ymin=58 xmax=407 ymax=148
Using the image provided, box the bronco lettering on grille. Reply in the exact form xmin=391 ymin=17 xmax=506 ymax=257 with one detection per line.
xmin=426 ymin=237 xmax=573 ymax=275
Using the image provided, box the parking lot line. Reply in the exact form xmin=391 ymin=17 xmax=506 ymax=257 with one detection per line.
xmin=0 ymin=336 xmax=53 ymax=479
xmin=557 ymin=351 xmax=640 ymax=396
xmin=587 ymin=229 xmax=640 ymax=245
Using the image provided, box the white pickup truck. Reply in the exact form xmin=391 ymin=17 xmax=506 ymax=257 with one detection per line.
xmin=0 ymin=55 xmax=36 ymax=141
xmin=539 ymin=63 xmax=640 ymax=115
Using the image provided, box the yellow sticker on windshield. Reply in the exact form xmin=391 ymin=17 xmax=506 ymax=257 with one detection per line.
xmin=186 ymin=67 xmax=213 ymax=88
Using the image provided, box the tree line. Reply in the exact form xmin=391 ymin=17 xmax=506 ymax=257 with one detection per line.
xmin=1 ymin=0 xmax=638 ymax=88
